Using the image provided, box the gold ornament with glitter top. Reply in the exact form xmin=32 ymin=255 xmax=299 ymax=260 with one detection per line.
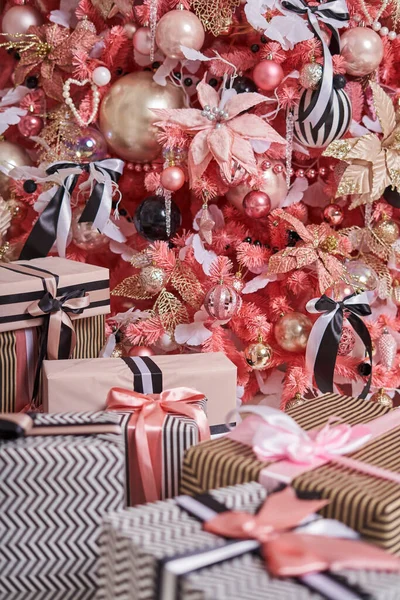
xmin=370 ymin=388 xmax=393 ymax=408
xmin=285 ymin=392 xmax=306 ymax=410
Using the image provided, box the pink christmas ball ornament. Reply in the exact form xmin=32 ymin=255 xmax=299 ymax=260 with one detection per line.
xmin=17 ymin=115 xmax=44 ymax=138
xmin=253 ymin=60 xmax=284 ymax=91
xmin=133 ymin=27 xmax=153 ymax=55
xmin=155 ymin=9 xmax=205 ymax=60
xmin=243 ymin=190 xmax=271 ymax=219
xmin=160 ymin=166 xmax=185 ymax=191
xmin=2 ymin=5 xmax=43 ymax=41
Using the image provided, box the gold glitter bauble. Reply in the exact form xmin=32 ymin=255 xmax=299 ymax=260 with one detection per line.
xmin=111 ymin=342 xmax=125 ymax=358
xmin=274 ymin=313 xmax=312 ymax=353
xmin=285 ymin=393 xmax=306 ymax=410
xmin=138 ymin=265 xmax=166 ymax=295
xmin=299 ymin=62 xmax=323 ymax=90
xmin=370 ymin=388 xmax=393 ymax=408
xmin=373 ymin=219 xmax=400 ymax=245
xmin=244 ymin=341 xmax=272 ymax=370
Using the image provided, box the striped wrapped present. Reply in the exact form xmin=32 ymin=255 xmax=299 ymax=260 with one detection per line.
xmin=180 ymin=393 xmax=400 ymax=555
xmin=96 ymin=481 xmax=400 ymax=600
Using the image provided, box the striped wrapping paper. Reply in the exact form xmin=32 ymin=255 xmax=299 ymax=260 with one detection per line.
xmin=180 ymin=394 xmax=400 ymax=554
xmin=96 ymin=481 xmax=400 ymax=600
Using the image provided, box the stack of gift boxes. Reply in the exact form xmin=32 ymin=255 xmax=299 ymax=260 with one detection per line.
xmin=2 ymin=256 xmax=400 ymax=599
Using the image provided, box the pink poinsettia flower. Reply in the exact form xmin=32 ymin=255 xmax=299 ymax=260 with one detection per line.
xmin=153 ymin=76 xmax=286 ymax=184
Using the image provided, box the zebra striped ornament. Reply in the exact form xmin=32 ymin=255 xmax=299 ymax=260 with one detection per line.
xmin=293 ymin=87 xmax=352 ymax=148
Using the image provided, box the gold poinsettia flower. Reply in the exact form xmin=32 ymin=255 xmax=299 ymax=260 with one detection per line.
xmin=323 ymin=82 xmax=400 ymax=208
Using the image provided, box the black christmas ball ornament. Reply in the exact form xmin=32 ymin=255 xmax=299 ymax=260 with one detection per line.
xmin=134 ymin=195 xmax=182 ymax=241
xmin=383 ymin=185 xmax=400 ymax=208
xmin=333 ymin=74 xmax=347 ymax=89
xmin=23 ymin=179 xmax=37 ymax=193
xmin=231 ymin=76 xmax=257 ymax=94
xmin=357 ymin=362 xmax=372 ymax=377
xmin=26 ymin=75 xmax=38 ymax=89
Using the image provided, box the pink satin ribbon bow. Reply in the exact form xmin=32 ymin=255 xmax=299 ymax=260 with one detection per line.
xmin=107 ymin=387 xmax=210 ymax=504
xmin=204 ymin=486 xmax=400 ymax=577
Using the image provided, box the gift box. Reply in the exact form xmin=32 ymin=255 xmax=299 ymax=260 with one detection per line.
xmin=107 ymin=386 xmax=210 ymax=505
xmin=180 ymin=393 xmax=400 ymax=555
xmin=96 ymin=480 xmax=400 ymax=600
xmin=42 ymin=352 xmax=236 ymax=430
xmin=0 ymin=257 xmax=110 ymax=411
xmin=0 ymin=411 xmax=125 ymax=597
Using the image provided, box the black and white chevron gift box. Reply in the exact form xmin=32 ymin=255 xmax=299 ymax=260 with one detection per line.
xmin=96 ymin=481 xmax=400 ymax=600
xmin=0 ymin=411 xmax=126 ymax=599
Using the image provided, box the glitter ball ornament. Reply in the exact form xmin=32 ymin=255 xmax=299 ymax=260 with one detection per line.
xmin=299 ymin=63 xmax=323 ymax=90
xmin=370 ymin=388 xmax=393 ymax=408
xmin=274 ymin=313 xmax=312 ymax=353
xmin=134 ymin=195 xmax=182 ymax=240
xmin=322 ymin=203 xmax=343 ymax=226
xmin=17 ymin=114 xmax=44 ymax=138
xmin=253 ymin=60 xmax=284 ymax=91
xmin=243 ymin=190 xmax=271 ymax=219
xmin=155 ymin=9 xmax=205 ymax=60
xmin=373 ymin=218 xmax=399 ymax=245
xmin=338 ymin=326 xmax=356 ymax=356
xmin=377 ymin=328 xmax=397 ymax=370
xmin=244 ymin=341 xmax=272 ymax=370
xmin=71 ymin=206 xmax=109 ymax=251
xmin=138 ymin=265 xmax=166 ymax=295
xmin=111 ymin=342 xmax=125 ymax=358
xmin=346 ymin=260 xmax=378 ymax=291
xmin=204 ymin=283 xmax=242 ymax=320
xmin=285 ymin=393 xmax=306 ymax=410
xmin=128 ymin=345 xmax=155 ymax=357
xmin=340 ymin=27 xmax=384 ymax=77
xmin=66 ymin=127 xmax=108 ymax=162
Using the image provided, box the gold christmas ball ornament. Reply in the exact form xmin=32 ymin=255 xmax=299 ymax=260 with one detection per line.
xmin=99 ymin=71 xmax=185 ymax=163
xmin=345 ymin=260 xmax=378 ymax=292
xmin=71 ymin=206 xmax=109 ymax=251
xmin=244 ymin=341 xmax=272 ymax=370
xmin=274 ymin=313 xmax=312 ymax=353
xmin=285 ymin=393 xmax=306 ymax=410
xmin=370 ymin=388 xmax=393 ymax=408
xmin=138 ymin=265 xmax=166 ymax=295
xmin=111 ymin=342 xmax=125 ymax=358
xmin=0 ymin=141 xmax=32 ymax=199
xmin=373 ymin=218 xmax=399 ymax=245
xmin=299 ymin=62 xmax=323 ymax=90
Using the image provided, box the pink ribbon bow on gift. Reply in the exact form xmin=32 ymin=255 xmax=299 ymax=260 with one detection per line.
xmin=229 ymin=405 xmax=400 ymax=486
xmin=107 ymin=387 xmax=210 ymax=504
xmin=204 ymin=486 xmax=400 ymax=577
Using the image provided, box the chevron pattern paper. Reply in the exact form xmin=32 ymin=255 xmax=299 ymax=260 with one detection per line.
xmin=96 ymin=481 xmax=400 ymax=600
xmin=0 ymin=412 xmax=126 ymax=598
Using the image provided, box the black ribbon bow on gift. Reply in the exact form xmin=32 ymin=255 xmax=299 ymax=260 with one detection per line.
xmin=280 ymin=0 xmax=349 ymax=129
xmin=306 ymin=292 xmax=372 ymax=399
xmin=19 ymin=158 xmax=125 ymax=260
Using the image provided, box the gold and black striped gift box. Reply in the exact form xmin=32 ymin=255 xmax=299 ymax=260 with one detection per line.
xmin=180 ymin=393 xmax=400 ymax=554
xmin=0 ymin=315 xmax=105 ymax=413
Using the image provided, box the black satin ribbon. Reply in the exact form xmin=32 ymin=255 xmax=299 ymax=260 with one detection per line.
xmin=313 ymin=294 xmax=372 ymax=399
xmin=19 ymin=160 xmax=122 ymax=260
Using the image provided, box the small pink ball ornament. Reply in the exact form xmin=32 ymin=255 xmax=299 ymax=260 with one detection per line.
xmin=133 ymin=27 xmax=153 ymax=55
xmin=253 ymin=60 xmax=284 ymax=91
xmin=128 ymin=346 xmax=155 ymax=357
xmin=160 ymin=166 xmax=185 ymax=191
xmin=340 ymin=28 xmax=384 ymax=76
xmin=204 ymin=283 xmax=242 ymax=320
xmin=243 ymin=190 xmax=271 ymax=219
xmin=17 ymin=114 xmax=44 ymax=138
xmin=155 ymin=9 xmax=205 ymax=60
xmin=2 ymin=5 xmax=43 ymax=41
xmin=92 ymin=66 xmax=111 ymax=87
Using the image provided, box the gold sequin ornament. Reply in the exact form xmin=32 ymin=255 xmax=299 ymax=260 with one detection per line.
xmin=111 ymin=342 xmax=125 ymax=358
xmin=373 ymin=217 xmax=400 ymax=245
xmin=370 ymin=388 xmax=393 ymax=408
xmin=299 ymin=63 xmax=323 ymax=90
xmin=244 ymin=338 xmax=272 ymax=370
xmin=192 ymin=0 xmax=241 ymax=36
xmin=285 ymin=392 xmax=306 ymax=410
xmin=138 ymin=265 xmax=167 ymax=296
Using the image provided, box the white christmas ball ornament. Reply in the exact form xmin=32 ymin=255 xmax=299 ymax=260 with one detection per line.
xmin=92 ymin=67 xmax=111 ymax=87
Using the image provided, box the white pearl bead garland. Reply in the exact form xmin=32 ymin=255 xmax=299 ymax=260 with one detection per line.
xmin=355 ymin=0 xmax=398 ymax=41
xmin=92 ymin=66 xmax=111 ymax=87
xmin=62 ymin=78 xmax=101 ymax=128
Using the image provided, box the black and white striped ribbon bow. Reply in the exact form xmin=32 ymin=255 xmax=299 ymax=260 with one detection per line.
xmin=281 ymin=0 xmax=349 ymax=129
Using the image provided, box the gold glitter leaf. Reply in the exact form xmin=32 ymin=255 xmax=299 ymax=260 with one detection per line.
xmin=322 ymin=140 xmax=351 ymax=160
xmin=192 ymin=0 xmax=240 ymax=36
xmin=111 ymin=275 xmax=153 ymax=300
xmin=171 ymin=263 xmax=204 ymax=309
xmin=363 ymin=254 xmax=392 ymax=299
xmin=370 ymin=81 xmax=396 ymax=140
xmin=154 ymin=289 xmax=189 ymax=333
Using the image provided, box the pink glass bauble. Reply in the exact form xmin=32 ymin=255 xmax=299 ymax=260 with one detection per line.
xmin=71 ymin=206 xmax=109 ymax=251
xmin=325 ymin=281 xmax=356 ymax=301
xmin=2 ymin=5 xmax=43 ymax=41
xmin=253 ymin=60 xmax=284 ymax=91
xmin=226 ymin=160 xmax=287 ymax=212
xmin=160 ymin=165 xmax=185 ymax=191
xmin=243 ymin=190 xmax=271 ymax=219
xmin=340 ymin=28 xmax=384 ymax=76
xmin=17 ymin=114 xmax=43 ymax=137
xmin=155 ymin=9 xmax=205 ymax=60
xmin=338 ymin=326 xmax=356 ymax=356
xmin=100 ymin=72 xmax=185 ymax=163
xmin=204 ymin=283 xmax=242 ymax=320
xmin=128 ymin=345 xmax=155 ymax=357
xmin=133 ymin=27 xmax=153 ymax=55
xmin=346 ymin=260 xmax=378 ymax=291
xmin=67 ymin=127 xmax=108 ymax=162
xmin=274 ymin=313 xmax=312 ymax=353
xmin=322 ymin=203 xmax=344 ymax=226
xmin=124 ymin=23 xmax=137 ymax=39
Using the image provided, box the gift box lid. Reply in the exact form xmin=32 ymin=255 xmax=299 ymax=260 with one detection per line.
xmin=0 ymin=257 xmax=110 ymax=333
